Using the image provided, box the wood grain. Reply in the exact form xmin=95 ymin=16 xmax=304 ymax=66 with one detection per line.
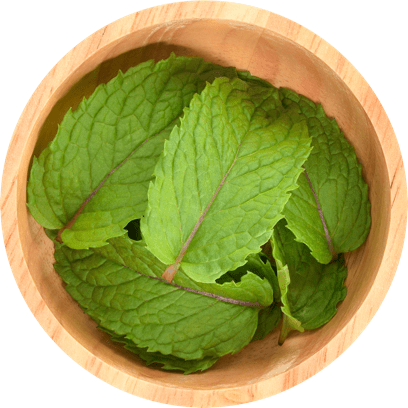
xmin=1 ymin=2 xmax=406 ymax=406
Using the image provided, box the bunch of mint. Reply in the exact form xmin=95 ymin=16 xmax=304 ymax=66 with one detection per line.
xmin=27 ymin=54 xmax=370 ymax=373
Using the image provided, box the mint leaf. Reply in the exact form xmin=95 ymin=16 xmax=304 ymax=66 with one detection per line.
xmin=174 ymin=268 xmax=274 ymax=307
xmin=271 ymin=220 xmax=347 ymax=344
xmin=54 ymin=236 xmax=273 ymax=361
xmin=251 ymin=303 xmax=282 ymax=342
xmin=217 ymin=253 xmax=280 ymax=303
xmin=126 ymin=344 xmax=218 ymax=374
xmin=237 ymin=70 xmax=275 ymax=89
xmin=142 ymin=77 xmax=312 ymax=284
xmin=280 ymin=89 xmax=371 ymax=263
xmin=100 ymin=237 xmax=275 ymax=307
xmin=100 ymin=327 xmax=218 ymax=374
xmin=213 ymin=253 xmax=282 ymax=341
xmin=275 ymin=259 xmax=304 ymax=344
xmin=27 ymin=54 xmax=238 ymax=250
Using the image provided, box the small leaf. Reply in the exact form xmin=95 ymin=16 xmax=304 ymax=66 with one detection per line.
xmin=142 ymin=77 xmax=312 ymax=283
xmin=275 ymin=261 xmax=304 ymax=345
xmin=271 ymin=220 xmax=347 ymax=344
xmin=280 ymin=89 xmax=371 ymax=263
xmin=217 ymin=253 xmax=280 ymax=303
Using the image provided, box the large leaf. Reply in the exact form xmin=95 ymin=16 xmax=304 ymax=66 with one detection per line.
xmin=27 ymin=54 xmax=237 ymax=250
xmin=280 ymin=89 xmax=371 ymax=263
xmin=54 ymin=235 xmax=275 ymax=361
xmin=100 ymin=254 xmax=280 ymax=372
xmin=141 ymin=77 xmax=312 ymax=284
xmin=271 ymin=220 xmax=347 ymax=344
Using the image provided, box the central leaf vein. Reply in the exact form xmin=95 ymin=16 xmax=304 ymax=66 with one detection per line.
xmin=120 ymin=262 xmax=263 ymax=308
xmin=302 ymin=167 xmax=337 ymax=261
xmin=98 ymin=240 xmax=264 ymax=308
xmin=161 ymin=139 xmax=244 ymax=283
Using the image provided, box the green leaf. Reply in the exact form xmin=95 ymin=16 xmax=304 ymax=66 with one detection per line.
xmin=217 ymin=253 xmax=280 ymax=303
xmin=280 ymin=88 xmax=371 ymax=264
xmin=237 ymin=70 xmax=275 ymax=89
xmin=251 ymin=303 xmax=282 ymax=342
xmin=100 ymin=237 xmax=275 ymax=307
xmin=125 ymin=343 xmax=219 ymax=374
xmin=54 ymin=235 xmax=274 ymax=361
xmin=100 ymin=327 xmax=218 ymax=374
xmin=271 ymin=220 xmax=347 ymax=344
xmin=141 ymin=77 xmax=312 ymax=284
xmin=27 ymin=54 xmax=238 ymax=250
xmin=213 ymin=253 xmax=282 ymax=342
xmin=275 ymin=260 xmax=304 ymax=345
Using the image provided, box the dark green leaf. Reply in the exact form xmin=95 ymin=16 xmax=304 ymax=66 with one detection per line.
xmin=280 ymin=88 xmax=371 ymax=263
xmin=271 ymin=220 xmax=347 ymax=344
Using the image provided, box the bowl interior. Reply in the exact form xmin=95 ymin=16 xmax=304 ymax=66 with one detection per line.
xmin=18 ymin=18 xmax=390 ymax=392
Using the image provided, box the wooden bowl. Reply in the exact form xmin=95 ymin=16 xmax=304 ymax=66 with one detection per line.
xmin=1 ymin=2 xmax=406 ymax=406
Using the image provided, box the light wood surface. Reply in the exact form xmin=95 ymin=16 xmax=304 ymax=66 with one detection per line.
xmin=1 ymin=2 xmax=406 ymax=406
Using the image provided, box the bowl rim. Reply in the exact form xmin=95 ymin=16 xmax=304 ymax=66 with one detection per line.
xmin=1 ymin=1 xmax=407 ymax=406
